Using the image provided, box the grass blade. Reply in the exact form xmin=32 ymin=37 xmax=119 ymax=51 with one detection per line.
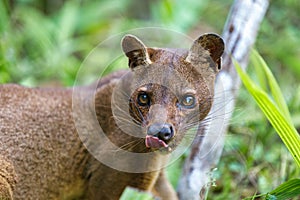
xmin=234 ymin=59 xmax=300 ymax=167
xmin=266 ymin=179 xmax=300 ymax=200
xmin=251 ymin=49 xmax=292 ymax=121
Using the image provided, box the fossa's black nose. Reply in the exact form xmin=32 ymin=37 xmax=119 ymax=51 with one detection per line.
xmin=147 ymin=123 xmax=174 ymax=142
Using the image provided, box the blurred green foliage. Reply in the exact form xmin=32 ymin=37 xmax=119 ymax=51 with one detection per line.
xmin=0 ymin=0 xmax=299 ymax=199
xmin=0 ymin=0 xmax=232 ymax=86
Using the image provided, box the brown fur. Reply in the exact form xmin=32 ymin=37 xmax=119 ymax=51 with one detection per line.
xmin=0 ymin=33 xmax=224 ymax=199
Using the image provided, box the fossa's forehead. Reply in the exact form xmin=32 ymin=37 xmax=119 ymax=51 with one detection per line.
xmin=148 ymin=48 xmax=211 ymax=66
xmin=146 ymin=49 xmax=213 ymax=79
xmin=148 ymin=48 xmax=188 ymax=62
xmin=132 ymin=63 xmax=206 ymax=90
xmin=131 ymin=70 xmax=197 ymax=95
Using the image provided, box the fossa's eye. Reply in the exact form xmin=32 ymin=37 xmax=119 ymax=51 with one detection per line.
xmin=137 ymin=93 xmax=150 ymax=106
xmin=181 ymin=94 xmax=196 ymax=108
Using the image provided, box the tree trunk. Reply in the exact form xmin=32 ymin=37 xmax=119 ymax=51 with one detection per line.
xmin=177 ymin=0 xmax=269 ymax=199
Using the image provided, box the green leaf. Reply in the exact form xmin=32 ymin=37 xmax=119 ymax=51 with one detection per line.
xmin=251 ymin=49 xmax=292 ymax=122
xmin=266 ymin=179 xmax=300 ymax=200
xmin=251 ymin=49 xmax=268 ymax=92
xmin=0 ymin=0 xmax=9 ymax=33
xmin=120 ymin=187 xmax=155 ymax=200
xmin=234 ymin=58 xmax=300 ymax=167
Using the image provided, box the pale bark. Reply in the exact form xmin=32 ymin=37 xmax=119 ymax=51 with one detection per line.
xmin=177 ymin=0 xmax=269 ymax=199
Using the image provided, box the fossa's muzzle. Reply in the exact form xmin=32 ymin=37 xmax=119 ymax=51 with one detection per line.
xmin=145 ymin=122 xmax=174 ymax=148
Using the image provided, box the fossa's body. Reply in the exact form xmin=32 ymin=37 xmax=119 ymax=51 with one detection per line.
xmin=0 ymin=33 xmax=224 ymax=199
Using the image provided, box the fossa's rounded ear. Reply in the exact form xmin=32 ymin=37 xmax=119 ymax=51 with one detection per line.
xmin=121 ymin=34 xmax=152 ymax=70
xmin=186 ymin=33 xmax=224 ymax=71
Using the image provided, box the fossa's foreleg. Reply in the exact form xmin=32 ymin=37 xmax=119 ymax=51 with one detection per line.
xmin=152 ymin=171 xmax=178 ymax=200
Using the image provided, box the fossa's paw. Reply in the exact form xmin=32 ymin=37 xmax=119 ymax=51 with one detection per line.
xmin=0 ymin=176 xmax=13 ymax=200
xmin=0 ymin=158 xmax=16 ymax=200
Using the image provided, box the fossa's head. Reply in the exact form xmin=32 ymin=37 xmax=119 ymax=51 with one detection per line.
xmin=119 ymin=33 xmax=224 ymax=152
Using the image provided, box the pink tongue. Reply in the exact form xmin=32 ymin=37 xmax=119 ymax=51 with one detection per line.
xmin=145 ymin=135 xmax=168 ymax=148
